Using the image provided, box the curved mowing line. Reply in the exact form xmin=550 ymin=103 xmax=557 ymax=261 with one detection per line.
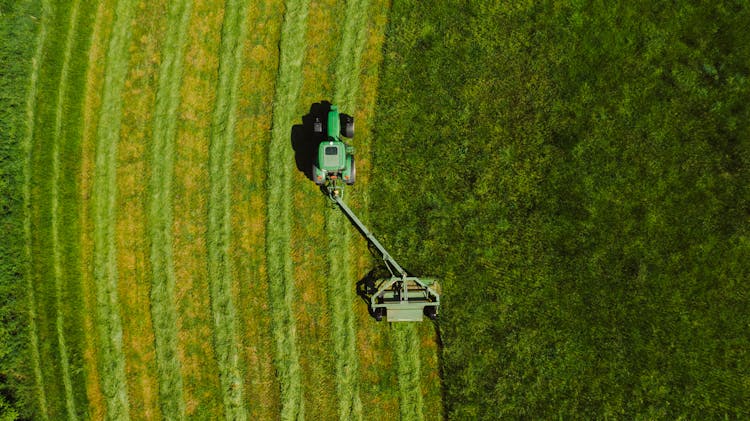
xmin=207 ymin=0 xmax=249 ymax=418
xmin=50 ymin=0 xmax=82 ymax=418
xmin=266 ymin=0 xmax=309 ymax=419
xmin=326 ymin=0 xmax=371 ymax=419
xmin=23 ymin=0 xmax=51 ymax=418
xmin=92 ymin=0 xmax=137 ymax=418
xmin=147 ymin=0 xmax=192 ymax=419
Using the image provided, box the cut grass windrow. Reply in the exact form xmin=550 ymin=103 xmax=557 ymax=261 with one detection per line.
xmin=392 ymin=323 xmax=424 ymax=421
xmin=207 ymin=0 xmax=250 ymax=418
xmin=23 ymin=0 xmax=51 ymax=417
xmin=50 ymin=1 xmax=82 ymax=418
xmin=92 ymin=0 xmax=137 ymax=418
xmin=147 ymin=0 xmax=192 ymax=418
xmin=326 ymin=0 xmax=372 ymax=419
xmin=267 ymin=0 xmax=309 ymax=419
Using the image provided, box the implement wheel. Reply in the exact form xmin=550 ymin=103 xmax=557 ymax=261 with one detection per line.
xmin=373 ymin=307 xmax=385 ymax=322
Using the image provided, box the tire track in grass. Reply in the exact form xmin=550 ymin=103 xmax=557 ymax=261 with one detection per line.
xmin=326 ymin=0 xmax=372 ymax=419
xmin=147 ymin=0 xmax=192 ymax=418
xmin=50 ymin=1 xmax=82 ymax=417
xmin=267 ymin=0 xmax=309 ymax=419
xmin=92 ymin=0 xmax=137 ymax=417
xmin=207 ymin=0 xmax=250 ymax=418
xmin=23 ymin=0 xmax=51 ymax=417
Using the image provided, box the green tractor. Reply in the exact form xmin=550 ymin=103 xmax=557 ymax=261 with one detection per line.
xmin=309 ymin=103 xmax=441 ymax=322
xmin=312 ymin=104 xmax=355 ymax=197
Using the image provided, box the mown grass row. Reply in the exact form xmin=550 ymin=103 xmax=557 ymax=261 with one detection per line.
xmin=50 ymin=1 xmax=82 ymax=417
xmin=21 ymin=0 xmax=51 ymax=417
xmin=91 ymin=0 xmax=137 ymax=417
xmin=288 ymin=0 xmax=339 ymax=417
xmin=391 ymin=323 xmax=424 ymax=421
xmin=266 ymin=0 xmax=310 ymax=418
xmin=172 ymin=0 xmax=224 ymax=415
xmin=232 ymin=0 xmax=284 ymax=418
xmin=147 ymin=0 xmax=192 ymax=418
xmin=79 ymin=2 xmax=115 ymax=418
xmin=325 ymin=0 xmax=373 ymax=419
xmin=115 ymin=0 xmax=171 ymax=416
xmin=207 ymin=0 xmax=250 ymax=418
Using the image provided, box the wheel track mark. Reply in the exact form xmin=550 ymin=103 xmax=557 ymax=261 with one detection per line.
xmin=148 ymin=0 xmax=192 ymax=418
xmin=50 ymin=1 xmax=82 ymax=418
xmin=91 ymin=0 xmax=137 ymax=418
xmin=267 ymin=0 xmax=309 ymax=419
xmin=207 ymin=0 xmax=250 ymax=418
xmin=23 ymin=0 xmax=52 ymax=417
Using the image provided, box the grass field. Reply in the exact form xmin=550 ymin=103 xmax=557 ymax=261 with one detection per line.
xmin=1 ymin=0 xmax=440 ymax=419
xmin=3 ymin=0 xmax=748 ymax=420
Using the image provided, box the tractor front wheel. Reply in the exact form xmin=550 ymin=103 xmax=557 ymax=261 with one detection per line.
xmin=313 ymin=164 xmax=324 ymax=185
xmin=345 ymin=156 xmax=356 ymax=185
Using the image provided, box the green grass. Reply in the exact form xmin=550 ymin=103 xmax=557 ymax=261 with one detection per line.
xmin=374 ymin=1 xmax=750 ymax=418
xmin=229 ymin=1 xmax=283 ymax=419
xmin=207 ymin=0 xmax=250 ymax=418
xmin=170 ymin=0 xmax=225 ymax=415
xmin=91 ymin=0 xmax=137 ymax=417
xmin=27 ymin=1 xmax=70 ymax=417
xmin=390 ymin=323 xmax=423 ymax=421
xmin=56 ymin=1 xmax=97 ymax=417
xmin=1 ymin=0 xmax=48 ymax=418
xmin=49 ymin=1 xmax=82 ymax=417
xmin=266 ymin=0 xmax=310 ymax=419
xmin=147 ymin=0 xmax=192 ymax=418
xmin=324 ymin=0 xmax=372 ymax=419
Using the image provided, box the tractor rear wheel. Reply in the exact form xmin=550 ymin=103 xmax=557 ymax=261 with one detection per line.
xmin=341 ymin=114 xmax=354 ymax=138
xmin=313 ymin=116 xmax=323 ymax=134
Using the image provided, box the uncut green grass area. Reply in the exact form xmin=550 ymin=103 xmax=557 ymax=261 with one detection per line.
xmin=374 ymin=1 xmax=750 ymax=419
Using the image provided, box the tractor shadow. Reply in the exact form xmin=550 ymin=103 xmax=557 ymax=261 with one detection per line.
xmin=291 ymin=101 xmax=332 ymax=182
